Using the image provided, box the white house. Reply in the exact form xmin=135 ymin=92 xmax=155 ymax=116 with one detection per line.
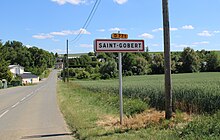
xmin=9 ymin=65 xmax=24 ymax=75
xmin=18 ymin=72 xmax=39 ymax=84
xmin=8 ymin=65 xmax=39 ymax=84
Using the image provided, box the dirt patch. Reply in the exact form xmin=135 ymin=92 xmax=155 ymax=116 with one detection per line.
xmin=97 ymin=109 xmax=192 ymax=131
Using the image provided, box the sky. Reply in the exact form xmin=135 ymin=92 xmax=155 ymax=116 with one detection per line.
xmin=0 ymin=0 xmax=220 ymax=54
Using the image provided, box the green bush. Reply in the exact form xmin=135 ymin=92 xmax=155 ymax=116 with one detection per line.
xmin=10 ymin=80 xmax=22 ymax=86
xmin=93 ymin=92 xmax=148 ymax=116
xmin=123 ymin=98 xmax=149 ymax=115
xmin=0 ymin=80 xmax=2 ymax=89
xmin=101 ymin=73 xmax=110 ymax=79
xmin=77 ymin=71 xmax=90 ymax=79
xmin=90 ymin=73 xmax=100 ymax=80
xmin=180 ymin=111 xmax=220 ymax=139
xmin=125 ymin=70 xmax=133 ymax=76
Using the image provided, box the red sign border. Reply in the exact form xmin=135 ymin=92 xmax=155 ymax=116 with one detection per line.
xmin=94 ymin=39 xmax=145 ymax=52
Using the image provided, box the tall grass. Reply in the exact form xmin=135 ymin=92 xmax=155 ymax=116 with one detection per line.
xmin=75 ymin=72 xmax=220 ymax=114
xmin=57 ymin=81 xmax=178 ymax=139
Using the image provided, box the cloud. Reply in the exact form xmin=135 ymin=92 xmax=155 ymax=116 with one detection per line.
xmin=50 ymin=29 xmax=91 ymax=36
xmin=170 ymin=28 xmax=178 ymax=31
xmin=172 ymin=41 xmax=209 ymax=49
xmin=51 ymin=49 xmax=68 ymax=54
xmin=152 ymin=28 xmax=163 ymax=32
xmin=172 ymin=44 xmax=189 ymax=48
xmin=25 ymin=45 xmax=33 ymax=48
xmin=182 ymin=25 xmax=194 ymax=30
xmin=52 ymin=38 xmax=60 ymax=42
xmin=192 ymin=41 xmax=209 ymax=45
xmin=109 ymin=27 xmax=125 ymax=32
xmin=97 ymin=29 xmax=105 ymax=32
xmin=113 ymin=0 xmax=128 ymax=5
xmin=51 ymin=0 xmax=87 ymax=5
xmin=138 ymin=33 xmax=154 ymax=39
xmin=151 ymin=44 xmax=160 ymax=47
xmin=80 ymin=44 xmax=93 ymax=48
xmin=78 ymin=28 xmax=91 ymax=34
xmin=33 ymin=28 xmax=90 ymax=39
xmin=198 ymin=30 xmax=213 ymax=37
xmin=214 ymin=31 xmax=220 ymax=33
xmin=32 ymin=34 xmax=54 ymax=39
xmin=152 ymin=27 xmax=178 ymax=32
xmin=50 ymin=30 xmax=72 ymax=36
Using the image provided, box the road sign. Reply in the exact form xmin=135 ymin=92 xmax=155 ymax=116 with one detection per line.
xmin=94 ymin=39 xmax=145 ymax=52
xmin=111 ymin=33 xmax=128 ymax=39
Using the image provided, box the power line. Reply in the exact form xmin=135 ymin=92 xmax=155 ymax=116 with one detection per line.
xmin=70 ymin=0 xmax=101 ymax=44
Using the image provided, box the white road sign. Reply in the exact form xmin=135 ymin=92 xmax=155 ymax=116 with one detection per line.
xmin=94 ymin=39 xmax=145 ymax=52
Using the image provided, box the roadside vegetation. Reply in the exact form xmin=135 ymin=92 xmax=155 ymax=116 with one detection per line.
xmin=0 ymin=40 xmax=55 ymax=87
xmin=77 ymin=72 xmax=220 ymax=114
xmin=57 ymin=72 xmax=220 ymax=139
xmin=58 ymin=48 xmax=220 ymax=139
xmin=61 ymin=48 xmax=220 ymax=81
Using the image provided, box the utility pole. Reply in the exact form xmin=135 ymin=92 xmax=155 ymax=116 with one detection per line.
xmin=63 ymin=55 xmax=66 ymax=82
xmin=66 ymin=39 xmax=69 ymax=82
xmin=162 ymin=0 xmax=172 ymax=119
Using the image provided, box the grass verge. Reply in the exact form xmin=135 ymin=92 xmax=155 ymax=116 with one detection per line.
xmin=57 ymin=81 xmax=191 ymax=140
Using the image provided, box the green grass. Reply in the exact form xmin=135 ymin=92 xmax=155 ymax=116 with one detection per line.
xmin=180 ymin=111 xmax=220 ymax=139
xmin=58 ymin=53 xmax=87 ymax=58
xmin=57 ymin=72 xmax=220 ymax=139
xmin=215 ymin=51 xmax=220 ymax=58
xmin=57 ymin=81 xmax=180 ymax=140
xmin=75 ymin=72 xmax=220 ymax=114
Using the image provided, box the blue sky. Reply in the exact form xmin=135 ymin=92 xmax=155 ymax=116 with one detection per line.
xmin=0 ymin=0 xmax=220 ymax=54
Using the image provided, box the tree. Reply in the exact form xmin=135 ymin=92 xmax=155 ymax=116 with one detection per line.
xmin=122 ymin=53 xmax=136 ymax=75
xmin=171 ymin=52 xmax=181 ymax=73
xmin=181 ymin=47 xmax=201 ymax=73
xmin=206 ymin=52 xmax=220 ymax=72
xmin=151 ymin=53 xmax=164 ymax=74
xmin=55 ymin=52 xmax=59 ymax=58
xmin=0 ymin=43 xmax=13 ymax=82
xmin=99 ymin=60 xmax=118 ymax=79
xmin=88 ymin=52 xmax=95 ymax=56
xmin=132 ymin=57 xmax=151 ymax=75
xmin=80 ymin=54 xmax=92 ymax=66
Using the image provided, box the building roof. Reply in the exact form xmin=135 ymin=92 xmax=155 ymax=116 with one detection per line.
xmin=18 ymin=73 xmax=39 ymax=79
xmin=8 ymin=65 xmax=24 ymax=69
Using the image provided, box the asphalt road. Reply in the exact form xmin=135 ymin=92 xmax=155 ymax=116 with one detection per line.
xmin=0 ymin=70 xmax=72 ymax=140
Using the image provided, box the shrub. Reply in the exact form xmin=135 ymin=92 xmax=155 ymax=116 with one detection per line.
xmin=101 ymin=73 xmax=110 ymax=79
xmin=180 ymin=111 xmax=220 ymax=139
xmin=90 ymin=73 xmax=100 ymax=80
xmin=10 ymin=80 xmax=22 ymax=86
xmin=77 ymin=71 xmax=90 ymax=79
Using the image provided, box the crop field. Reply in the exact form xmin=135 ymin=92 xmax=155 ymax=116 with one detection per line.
xmin=59 ymin=72 xmax=220 ymax=139
xmin=216 ymin=51 xmax=220 ymax=58
xmin=75 ymin=72 xmax=220 ymax=114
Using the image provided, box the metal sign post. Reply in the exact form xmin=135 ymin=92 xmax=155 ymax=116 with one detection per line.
xmin=94 ymin=34 xmax=145 ymax=125
xmin=118 ymin=52 xmax=123 ymax=125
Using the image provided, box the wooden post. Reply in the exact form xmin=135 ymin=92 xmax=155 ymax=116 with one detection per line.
xmin=63 ymin=56 xmax=66 ymax=82
xmin=162 ymin=0 xmax=172 ymax=119
xmin=66 ymin=39 xmax=69 ymax=82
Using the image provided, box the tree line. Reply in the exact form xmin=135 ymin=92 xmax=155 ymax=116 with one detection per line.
xmin=62 ymin=47 xmax=220 ymax=80
xmin=0 ymin=41 xmax=55 ymax=82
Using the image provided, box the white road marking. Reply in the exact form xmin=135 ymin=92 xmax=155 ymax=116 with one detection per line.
xmin=0 ymin=86 xmax=45 ymax=120
xmin=11 ymin=102 xmax=20 ymax=108
xmin=26 ymin=94 xmax=31 ymax=98
xmin=0 ymin=110 xmax=9 ymax=118
xmin=20 ymin=97 xmax=26 ymax=102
